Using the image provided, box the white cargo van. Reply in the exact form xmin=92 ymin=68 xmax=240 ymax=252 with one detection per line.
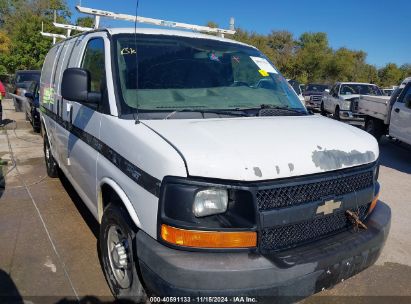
xmin=40 ymin=21 xmax=390 ymax=301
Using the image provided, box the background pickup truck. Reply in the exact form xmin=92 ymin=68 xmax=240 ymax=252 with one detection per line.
xmin=359 ymin=77 xmax=411 ymax=144
xmin=321 ymin=82 xmax=383 ymax=120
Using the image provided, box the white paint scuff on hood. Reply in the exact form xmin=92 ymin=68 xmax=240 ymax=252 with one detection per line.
xmin=144 ymin=115 xmax=379 ymax=181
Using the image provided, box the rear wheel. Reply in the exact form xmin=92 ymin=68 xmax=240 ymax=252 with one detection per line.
xmin=44 ymin=134 xmax=58 ymax=177
xmin=100 ymin=203 xmax=146 ymax=302
xmin=365 ymin=117 xmax=384 ymax=142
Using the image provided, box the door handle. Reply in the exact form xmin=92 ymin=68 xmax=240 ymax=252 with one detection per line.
xmin=394 ymin=108 xmax=400 ymax=113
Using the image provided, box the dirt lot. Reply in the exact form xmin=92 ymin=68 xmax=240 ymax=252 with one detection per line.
xmin=1 ymin=98 xmax=410 ymax=303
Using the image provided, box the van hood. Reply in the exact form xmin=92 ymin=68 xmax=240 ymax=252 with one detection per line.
xmin=143 ymin=116 xmax=379 ymax=181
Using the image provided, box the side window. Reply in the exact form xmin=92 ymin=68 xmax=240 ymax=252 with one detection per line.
xmin=81 ymin=38 xmax=105 ymax=93
xmin=329 ymin=85 xmax=335 ymax=96
xmin=398 ymin=84 xmax=411 ymax=103
xmin=335 ymin=85 xmax=341 ymax=97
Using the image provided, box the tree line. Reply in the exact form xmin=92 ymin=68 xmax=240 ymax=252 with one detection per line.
xmin=0 ymin=0 xmax=409 ymax=88
xmin=230 ymin=28 xmax=410 ymax=87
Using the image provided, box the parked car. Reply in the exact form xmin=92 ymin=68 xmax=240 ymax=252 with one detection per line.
xmin=303 ymin=83 xmax=329 ymax=110
xmin=288 ymin=79 xmax=305 ymax=103
xmin=358 ymin=77 xmax=411 ymax=144
xmin=23 ymin=80 xmax=41 ymax=132
xmin=382 ymin=88 xmax=394 ymax=96
xmin=321 ymin=82 xmax=383 ymax=120
xmin=40 ymin=26 xmax=389 ymax=301
xmin=12 ymin=70 xmax=40 ymax=112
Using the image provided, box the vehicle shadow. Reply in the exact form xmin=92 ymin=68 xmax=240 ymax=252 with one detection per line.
xmin=57 ymin=169 xmax=100 ymax=239
xmin=0 ymin=118 xmax=14 ymax=127
xmin=0 ymin=269 xmax=24 ymax=304
xmin=379 ymin=138 xmax=411 ymax=174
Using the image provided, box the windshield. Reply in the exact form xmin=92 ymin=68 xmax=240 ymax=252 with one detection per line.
xmin=305 ymin=84 xmax=328 ymax=92
xmin=113 ymin=34 xmax=305 ymax=116
xmin=339 ymin=84 xmax=382 ymax=96
xmin=16 ymin=72 xmax=40 ymax=83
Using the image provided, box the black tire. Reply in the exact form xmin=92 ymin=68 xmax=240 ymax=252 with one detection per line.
xmin=365 ymin=117 xmax=384 ymax=142
xmin=100 ymin=203 xmax=146 ymax=302
xmin=334 ymin=106 xmax=341 ymax=121
xmin=44 ymin=135 xmax=58 ymax=177
xmin=320 ymin=102 xmax=327 ymax=116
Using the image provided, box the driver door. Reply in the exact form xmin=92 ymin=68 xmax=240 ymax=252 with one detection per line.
xmin=389 ymin=83 xmax=411 ymax=144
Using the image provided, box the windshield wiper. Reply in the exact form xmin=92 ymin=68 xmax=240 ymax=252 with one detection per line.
xmin=163 ymin=108 xmax=249 ymax=120
xmin=238 ymin=104 xmax=308 ymax=114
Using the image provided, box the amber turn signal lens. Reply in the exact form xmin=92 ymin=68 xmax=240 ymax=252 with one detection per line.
xmin=368 ymin=191 xmax=380 ymax=215
xmin=161 ymin=224 xmax=257 ymax=248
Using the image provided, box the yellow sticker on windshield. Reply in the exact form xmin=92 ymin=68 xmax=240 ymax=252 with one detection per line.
xmin=259 ymin=69 xmax=269 ymax=77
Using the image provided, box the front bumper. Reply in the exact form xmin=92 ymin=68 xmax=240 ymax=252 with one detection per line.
xmin=137 ymin=202 xmax=390 ymax=301
xmin=305 ymin=101 xmax=321 ymax=109
xmin=339 ymin=110 xmax=365 ymax=121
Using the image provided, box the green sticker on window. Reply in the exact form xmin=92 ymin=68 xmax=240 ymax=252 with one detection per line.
xmin=43 ymin=87 xmax=55 ymax=104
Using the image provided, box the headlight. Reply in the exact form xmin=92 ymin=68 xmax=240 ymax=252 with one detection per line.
xmin=304 ymin=96 xmax=311 ymax=102
xmin=159 ymin=177 xmax=256 ymax=232
xmin=343 ymin=100 xmax=352 ymax=110
xmin=193 ymin=189 xmax=228 ymax=217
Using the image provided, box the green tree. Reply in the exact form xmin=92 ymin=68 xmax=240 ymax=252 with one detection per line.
xmin=266 ymin=30 xmax=296 ymax=78
xmin=0 ymin=0 xmax=70 ymax=73
xmin=76 ymin=16 xmax=94 ymax=28
xmin=378 ymin=63 xmax=403 ymax=87
xmin=399 ymin=64 xmax=411 ymax=80
xmin=206 ymin=21 xmax=218 ymax=28
xmin=294 ymin=32 xmax=332 ymax=83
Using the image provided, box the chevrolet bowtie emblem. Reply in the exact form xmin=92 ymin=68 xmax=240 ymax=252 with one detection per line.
xmin=316 ymin=199 xmax=342 ymax=215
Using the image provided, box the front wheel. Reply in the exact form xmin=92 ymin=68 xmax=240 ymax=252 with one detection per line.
xmin=100 ymin=203 xmax=146 ymax=302
xmin=44 ymin=134 xmax=58 ymax=177
xmin=365 ymin=117 xmax=384 ymax=142
xmin=334 ymin=106 xmax=341 ymax=121
xmin=320 ymin=102 xmax=327 ymax=116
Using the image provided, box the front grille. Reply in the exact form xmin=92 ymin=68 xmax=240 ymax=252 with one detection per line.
xmin=261 ymin=204 xmax=370 ymax=251
xmin=351 ymin=99 xmax=359 ymax=112
xmin=311 ymin=95 xmax=322 ymax=102
xmin=256 ymin=170 xmax=373 ymax=211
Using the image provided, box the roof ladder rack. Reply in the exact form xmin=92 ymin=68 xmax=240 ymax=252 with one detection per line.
xmin=40 ymin=22 xmax=66 ymax=44
xmin=53 ymin=22 xmax=93 ymax=37
xmin=75 ymin=5 xmax=236 ymax=37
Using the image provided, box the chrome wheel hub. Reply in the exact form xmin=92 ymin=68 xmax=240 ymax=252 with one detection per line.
xmin=112 ymin=242 xmax=128 ymax=268
xmin=107 ymin=225 xmax=132 ymax=288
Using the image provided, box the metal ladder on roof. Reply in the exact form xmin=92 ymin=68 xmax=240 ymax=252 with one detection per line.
xmin=75 ymin=5 xmax=235 ymax=37
xmin=41 ymin=5 xmax=236 ymax=44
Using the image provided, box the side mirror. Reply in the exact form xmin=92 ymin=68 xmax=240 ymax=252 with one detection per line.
xmin=324 ymin=89 xmax=330 ymax=93
xmin=61 ymin=68 xmax=101 ymax=104
xmin=24 ymin=92 xmax=34 ymax=99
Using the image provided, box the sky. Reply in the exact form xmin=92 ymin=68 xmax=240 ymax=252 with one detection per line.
xmin=66 ymin=0 xmax=410 ymax=68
